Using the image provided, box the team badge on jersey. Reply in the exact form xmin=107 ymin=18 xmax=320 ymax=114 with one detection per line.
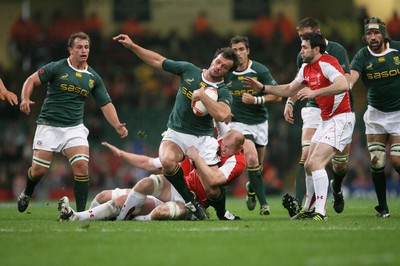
xmin=393 ymin=56 xmax=400 ymax=65
xmin=59 ymin=74 xmax=68 ymax=80
xmin=76 ymin=72 xmax=82 ymax=78
xmin=185 ymin=78 xmax=194 ymax=85
xmin=89 ymin=79 xmax=94 ymax=88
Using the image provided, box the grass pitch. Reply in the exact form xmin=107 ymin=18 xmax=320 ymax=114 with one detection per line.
xmin=1 ymin=196 xmax=399 ymax=266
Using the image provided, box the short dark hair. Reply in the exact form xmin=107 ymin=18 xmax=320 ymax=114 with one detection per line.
xmin=68 ymin=32 xmax=91 ymax=48
xmin=302 ymin=32 xmax=326 ymax=54
xmin=230 ymin=35 xmax=249 ymax=49
xmin=296 ymin=17 xmax=320 ymax=32
xmin=213 ymin=47 xmax=239 ymax=71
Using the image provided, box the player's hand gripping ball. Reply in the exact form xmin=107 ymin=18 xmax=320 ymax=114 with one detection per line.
xmin=192 ymin=87 xmax=218 ymax=116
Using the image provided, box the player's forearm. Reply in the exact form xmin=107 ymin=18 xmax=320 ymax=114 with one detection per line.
xmin=349 ymin=70 xmax=360 ymax=88
xmin=207 ymin=101 xmax=231 ymax=122
xmin=314 ymin=76 xmax=349 ymax=97
xmin=0 ymin=79 xmax=7 ymax=95
xmin=21 ymin=73 xmax=38 ymax=101
xmin=193 ymin=158 xmax=226 ymax=187
xmin=121 ymin=152 xmax=158 ymax=172
xmin=101 ymin=103 xmax=123 ymax=129
xmin=264 ymin=84 xmax=294 ymax=97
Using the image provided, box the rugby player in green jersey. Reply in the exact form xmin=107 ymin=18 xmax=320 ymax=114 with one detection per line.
xmin=18 ymin=32 xmax=128 ymax=212
xmin=351 ymin=17 xmax=400 ymax=218
xmin=113 ymin=33 xmax=238 ymax=220
xmin=0 ymin=78 xmax=18 ymax=105
xmin=225 ymin=35 xmax=281 ymax=216
xmin=282 ymin=17 xmax=353 ymax=217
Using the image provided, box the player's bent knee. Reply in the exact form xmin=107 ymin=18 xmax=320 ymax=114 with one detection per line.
xmin=149 ymin=174 xmax=164 ymax=197
xmin=332 ymin=155 xmax=349 ymax=174
xmin=166 ymin=201 xmax=186 ymax=220
xmin=368 ymin=142 xmax=386 ymax=169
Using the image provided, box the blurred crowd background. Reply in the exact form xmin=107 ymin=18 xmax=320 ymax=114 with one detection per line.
xmin=1 ymin=0 xmax=400 ymax=201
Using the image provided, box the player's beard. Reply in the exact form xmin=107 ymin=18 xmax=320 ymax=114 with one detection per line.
xmin=302 ymin=50 xmax=314 ymax=64
xmin=208 ymin=68 xmax=222 ymax=81
xmin=368 ymin=39 xmax=384 ymax=51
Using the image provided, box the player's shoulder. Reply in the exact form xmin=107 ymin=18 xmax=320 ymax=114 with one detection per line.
xmin=388 ymin=40 xmax=400 ymax=50
xmin=327 ymin=40 xmax=346 ymax=50
xmin=86 ymin=65 xmax=101 ymax=79
xmin=164 ymin=59 xmax=199 ymax=70
xmin=320 ymin=54 xmax=339 ymax=63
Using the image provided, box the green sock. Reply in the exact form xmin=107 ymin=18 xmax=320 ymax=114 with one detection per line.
xmin=163 ymin=166 xmax=193 ymax=202
xmin=74 ymin=175 xmax=89 ymax=212
xmin=207 ymin=187 xmax=226 ymax=219
xmin=248 ymin=166 xmax=267 ymax=206
xmin=332 ymin=170 xmax=346 ymax=193
xmin=24 ymin=168 xmax=39 ymax=196
xmin=295 ymin=162 xmax=306 ymax=205
xmin=371 ymin=170 xmax=387 ymax=209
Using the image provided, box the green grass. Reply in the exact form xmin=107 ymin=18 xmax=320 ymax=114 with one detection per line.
xmin=1 ymin=196 xmax=399 ymax=266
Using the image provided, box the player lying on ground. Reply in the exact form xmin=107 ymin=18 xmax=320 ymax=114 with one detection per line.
xmin=58 ymin=129 xmax=246 ymax=221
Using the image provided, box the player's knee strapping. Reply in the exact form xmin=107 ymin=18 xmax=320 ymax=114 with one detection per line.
xmin=149 ymin=174 xmax=164 ymax=197
xmin=301 ymin=140 xmax=311 ymax=151
xmin=111 ymin=188 xmax=127 ymax=200
xmin=69 ymin=154 xmax=89 ymax=165
xmin=247 ymin=165 xmax=261 ymax=172
xmin=332 ymin=155 xmax=349 ymax=164
xmin=74 ymin=175 xmax=89 ymax=182
xmin=368 ymin=142 xmax=386 ymax=172
xmin=390 ymin=143 xmax=400 ymax=157
xmin=33 ymin=156 xmax=51 ymax=168
xmin=166 ymin=201 xmax=185 ymax=219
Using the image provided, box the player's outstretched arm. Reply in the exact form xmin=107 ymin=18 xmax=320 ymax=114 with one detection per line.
xmin=113 ymin=34 xmax=166 ymax=69
xmin=101 ymin=142 xmax=159 ymax=172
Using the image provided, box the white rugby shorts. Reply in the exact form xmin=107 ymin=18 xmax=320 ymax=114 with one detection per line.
xmin=301 ymin=107 xmax=322 ymax=129
xmin=228 ymin=120 xmax=269 ymax=146
xmin=312 ymin=112 xmax=355 ymax=152
xmin=363 ymin=105 xmax=400 ymax=135
xmin=33 ymin=124 xmax=89 ymax=153
xmin=161 ymin=128 xmax=220 ymax=165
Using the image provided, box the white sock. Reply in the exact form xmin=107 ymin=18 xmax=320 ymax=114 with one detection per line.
xmin=89 ymin=198 xmax=100 ymax=209
xmin=312 ymin=169 xmax=329 ymax=216
xmin=72 ymin=200 xmax=120 ymax=221
xmin=116 ymin=190 xmax=146 ymax=221
xmin=303 ymin=173 xmax=315 ymax=211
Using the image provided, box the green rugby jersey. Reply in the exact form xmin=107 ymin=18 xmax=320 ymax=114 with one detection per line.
xmin=296 ymin=40 xmax=354 ymax=111
xmin=162 ymin=59 xmax=232 ymax=136
xmin=225 ymin=60 xmax=277 ymax=124
xmin=351 ymin=40 xmax=400 ymax=112
xmin=37 ymin=58 xmax=111 ymax=127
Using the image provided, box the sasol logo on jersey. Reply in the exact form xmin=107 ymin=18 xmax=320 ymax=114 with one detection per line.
xmin=230 ymin=89 xmax=255 ymax=96
xmin=60 ymin=83 xmax=89 ymax=97
xmin=181 ymin=86 xmax=193 ymax=100
xmin=366 ymin=68 xmax=400 ymax=79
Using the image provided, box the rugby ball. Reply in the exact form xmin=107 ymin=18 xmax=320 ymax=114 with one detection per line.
xmin=192 ymin=87 xmax=218 ymax=116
